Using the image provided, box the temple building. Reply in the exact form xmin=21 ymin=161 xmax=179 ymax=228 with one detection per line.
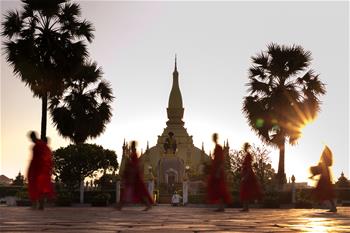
xmin=119 ymin=59 xmax=231 ymax=198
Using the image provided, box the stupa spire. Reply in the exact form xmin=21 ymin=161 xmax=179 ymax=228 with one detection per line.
xmin=167 ymin=55 xmax=184 ymax=126
xmin=174 ymin=54 xmax=178 ymax=73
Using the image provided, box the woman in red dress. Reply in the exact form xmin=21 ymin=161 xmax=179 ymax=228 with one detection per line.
xmin=239 ymin=143 xmax=262 ymax=211
xmin=310 ymin=145 xmax=337 ymax=212
xmin=27 ymin=131 xmax=55 ymax=210
xmin=117 ymin=141 xmax=153 ymax=211
xmin=207 ymin=133 xmax=232 ymax=211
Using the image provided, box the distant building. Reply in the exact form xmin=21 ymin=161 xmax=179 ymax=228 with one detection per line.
xmin=336 ymin=172 xmax=350 ymax=188
xmin=119 ymin=59 xmax=230 ymax=198
xmin=0 ymin=175 xmax=13 ymax=186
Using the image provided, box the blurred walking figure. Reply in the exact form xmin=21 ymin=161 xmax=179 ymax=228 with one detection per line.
xmin=117 ymin=141 xmax=153 ymax=211
xmin=27 ymin=131 xmax=55 ymax=210
xmin=309 ymin=145 xmax=337 ymax=212
xmin=207 ymin=133 xmax=232 ymax=211
xmin=239 ymin=143 xmax=262 ymax=212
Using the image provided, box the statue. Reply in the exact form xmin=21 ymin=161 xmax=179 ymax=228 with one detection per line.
xmin=164 ymin=132 xmax=177 ymax=154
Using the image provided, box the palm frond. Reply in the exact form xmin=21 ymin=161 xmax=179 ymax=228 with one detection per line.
xmin=97 ymin=81 xmax=114 ymax=101
xmin=76 ymin=20 xmax=94 ymax=42
xmin=2 ymin=10 xmax=23 ymax=38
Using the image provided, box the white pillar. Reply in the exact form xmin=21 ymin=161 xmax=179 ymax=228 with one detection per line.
xmin=116 ymin=180 xmax=121 ymax=204
xmin=148 ymin=180 xmax=154 ymax=202
xmin=291 ymin=175 xmax=296 ymax=204
xmin=182 ymin=180 xmax=188 ymax=205
xmin=80 ymin=180 xmax=84 ymax=204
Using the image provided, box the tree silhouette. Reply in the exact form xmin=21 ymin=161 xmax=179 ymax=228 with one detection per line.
xmin=49 ymin=61 xmax=113 ymax=144
xmin=243 ymin=43 xmax=326 ymax=185
xmin=53 ymin=144 xmax=118 ymax=193
xmin=2 ymin=0 xmax=94 ymax=140
xmin=229 ymin=143 xmax=275 ymax=192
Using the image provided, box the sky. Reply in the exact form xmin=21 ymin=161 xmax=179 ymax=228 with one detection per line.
xmin=1 ymin=1 xmax=349 ymax=184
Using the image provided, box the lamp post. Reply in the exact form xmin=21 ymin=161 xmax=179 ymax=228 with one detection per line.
xmin=183 ymin=165 xmax=190 ymax=205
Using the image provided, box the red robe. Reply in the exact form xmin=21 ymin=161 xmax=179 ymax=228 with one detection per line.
xmin=313 ymin=162 xmax=335 ymax=201
xmin=239 ymin=153 xmax=262 ymax=202
xmin=207 ymin=144 xmax=232 ymax=204
xmin=27 ymin=140 xmax=55 ymax=202
xmin=120 ymin=152 xmax=153 ymax=204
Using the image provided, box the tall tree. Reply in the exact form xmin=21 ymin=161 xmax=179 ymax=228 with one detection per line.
xmin=243 ymin=43 xmax=326 ymax=185
xmin=49 ymin=61 xmax=113 ymax=144
xmin=2 ymin=0 xmax=94 ymax=140
xmin=49 ymin=61 xmax=113 ymax=203
xmin=53 ymin=144 xmax=118 ymax=193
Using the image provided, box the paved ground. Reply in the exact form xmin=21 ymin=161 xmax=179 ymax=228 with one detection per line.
xmin=1 ymin=205 xmax=349 ymax=232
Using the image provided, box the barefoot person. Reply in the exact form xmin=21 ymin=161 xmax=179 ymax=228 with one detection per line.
xmin=309 ymin=145 xmax=337 ymax=212
xmin=239 ymin=143 xmax=262 ymax=211
xmin=117 ymin=141 xmax=153 ymax=211
xmin=207 ymin=133 xmax=232 ymax=211
xmin=27 ymin=131 xmax=55 ymax=210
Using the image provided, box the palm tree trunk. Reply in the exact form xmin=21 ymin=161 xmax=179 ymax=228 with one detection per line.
xmin=80 ymin=179 xmax=84 ymax=204
xmin=277 ymin=142 xmax=286 ymax=185
xmin=40 ymin=91 xmax=48 ymax=141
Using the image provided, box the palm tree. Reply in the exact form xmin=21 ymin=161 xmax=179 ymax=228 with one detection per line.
xmin=49 ymin=61 xmax=113 ymax=203
xmin=49 ymin=61 xmax=114 ymax=144
xmin=2 ymin=0 xmax=94 ymax=140
xmin=243 ymin=43 xmax=326 ymax=185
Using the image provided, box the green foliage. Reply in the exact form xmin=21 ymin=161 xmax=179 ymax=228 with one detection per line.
xmin=91 ymin=192 xmax=111 ymax=206
xmin=1 ymin=0 xmax=93 ymax=98
xmin=53 ymin=143 xmax=118 ymax=192
xmin=15 ymin=190 xmax=29 ymax=200
xmin=49 ymin=62 xmax=114 ymax=144
xmin=55 ymin=191 xmax=72 ymax=206
xmin=97 ymin=174 xmax=116 ymax=191
xmin=0 ymin=186 xmax=24 ymax=198
xmin=12 ymin=172 xmax=25 ymax=186
xmin=295 ymin=189 xmax=313 ymax=209
xmin=1 ymin=0 xmax=94 ymax=139
xmin=243 ymin=43 xmax=326 ymax=180
xmin=229 ymin=143 xmax=275 ymax=192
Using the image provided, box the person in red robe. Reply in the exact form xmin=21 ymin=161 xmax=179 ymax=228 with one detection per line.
xmin=239 ymin=143 xmax=262 ymax=211
xmin=117 ymin=141 xmax=153 ymax=211
xmin=207 ymin=133 xmax=232 ymax=211
xmin=309 ymin=145 xmax=337 ymax=212
xmin=27 ymin=131 xmax=55 ymax=210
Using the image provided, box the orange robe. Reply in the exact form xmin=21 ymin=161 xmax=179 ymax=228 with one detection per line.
xmin=207 ymin=144 xmax=232 ymax=204
xmin=27 ymin=140 xmax=55 ymax=202
xmin=313 ymin=162 xmax=335 ymax=201
xmin=120 ymin=152 xmax=153 ymax=204
xmin=240 ymin=153 xmax=262 ymax=201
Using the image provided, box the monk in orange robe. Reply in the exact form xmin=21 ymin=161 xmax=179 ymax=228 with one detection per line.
xmin=207 ymin=133 xmax=232 ymax=211
xmin=117 ymin=141 xmax=153 ymax=211
xmin=27 ymin=131 xmax=55 ymax=210
xmin=240 ymin=143 xmax=262 ymax=211
xmin=310 ymin=145 xmax=337 ymax=212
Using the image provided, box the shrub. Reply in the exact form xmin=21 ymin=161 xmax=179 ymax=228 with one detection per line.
xmin=55 ymin=191 xmax=72 ymax=206
xmin=91 ymin=192 xmax=111 ymax=206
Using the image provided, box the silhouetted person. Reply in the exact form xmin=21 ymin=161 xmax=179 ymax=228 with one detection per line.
xmin=207 ymin=133 xmax=232 ymax=211
xmin=117 ymin=141 xmax=153 ymax=211
xmin=164 ymin=132 xmax=177 ymax=153
xmin=239 ymin=143 xmax=262 ymax=212
xmin=309 ymin=145 xmax=337 ymax=212
xmin=27 ymin=131 xmax=55 ymax=210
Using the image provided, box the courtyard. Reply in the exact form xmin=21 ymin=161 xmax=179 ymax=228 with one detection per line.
xmin=1 ymin=205 xmax=349 ymax=232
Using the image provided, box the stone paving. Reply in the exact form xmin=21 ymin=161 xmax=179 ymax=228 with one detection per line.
xmin=0 ymin=205 xmax=349 ymax=232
